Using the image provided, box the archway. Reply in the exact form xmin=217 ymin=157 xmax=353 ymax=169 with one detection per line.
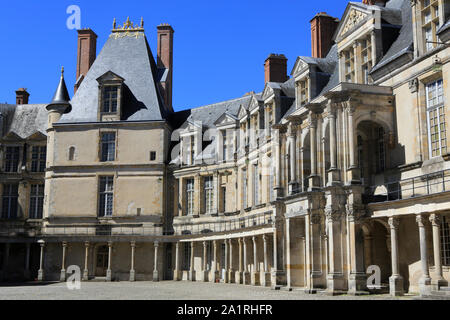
xmin=95 ymin=245 xmax=109 ymax=277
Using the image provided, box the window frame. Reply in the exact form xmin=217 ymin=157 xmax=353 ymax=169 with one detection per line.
xmin=98 ymin=176 xmax=114 ymax=217
xmin=186 ymin=178 xmax=195 ymax=216
xmin=31 ymin=145 xmax=46 ymax=173
xmin=1 ymin=184 xmax=19 ymax=219
xmin=421 ymin=0 xmax=441 ymax=52
xmin=4 ymin=146 xmax=20 ymax=173
xmin=100 ymin=132 xmax=117 ymax=162
xmin=441 ymin=215 xmax=450 ymax=266
xmin=204 ymin=176 xmax=214 ymax=214
xmin=29 ymin=184 xmax=44 ymax=219
xmin=426 ymin=79 xmax=446 ymax=158
xmin=101 ymin=85 xmax=119 ymax=114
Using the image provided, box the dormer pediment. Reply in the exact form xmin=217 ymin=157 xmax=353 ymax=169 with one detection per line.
xmin=26 ymin=131 xmax=47 ymax=141
xmin=2 ymin=131 xmax=23 ymax=141
xmin=237 ymin=105 xmax=248 ymax=120
xmin=262 ymin=85 xmax=275 ymax=101
xmin=291 ymin=57 xmax=310 ymax=78
xmin=335 ymin=4 xmax=371 ymax=42
xmin=96 ymin=71 xmax=125 ymax=84
xmin=214 ymin=112 xmax=238 ymax=127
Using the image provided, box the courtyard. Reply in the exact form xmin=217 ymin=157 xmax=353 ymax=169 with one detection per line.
xmin=0 ymin=281 xmax=418 ymax=300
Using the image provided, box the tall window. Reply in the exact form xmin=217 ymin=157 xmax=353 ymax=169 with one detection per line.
xmin=299 ymin=79 xmax=309 ymax=106
xmin=31 ymin=146 xmax=46 ymax=172
xmin=182 ymin=243 xmax=191 ymax=271
xmin=4 ymin=146 xmax=20 ymax=173
xmin=206 ymin=241 xmax=212 ymax=270
xmin=253 ymin=164 xmax=259 ymax=206
xmin=421 ymin=0 xmax=441 ymax=52
xmin=361 ymin=38 xmax=372 ymax=84
xmin=29 ymin=184 xmax=44 ymax=219
xmin=186 ymin=179 xmax=195 ymax=215
xmin=441 ymin=216 xmax=450 ymax=266
xmin=188 ymin=136 xmax=195 ymax=165
xmin=2 ymin=184 xmax=18 ymax=219
xmin=426 ymin=79 xmax=446 ymax=158
xmin=102 ymin=86 xmax=118 ymax=113
xmin=243 ymin=171 xmax=248 ymax=209
xmin=344 ymin=49 xmax=355 ymax=83
xmin=222 ymin=130 xmax=228 ymax=161
xmin=100 ymin=132 xmax=116 ymax=162
xmin=98 ymin=177 xmax=114 ymax=217
xmin=204 ymin=176 xmax=214 ymax=214
xmin=221 ymin=186 xmax=226 ymax=213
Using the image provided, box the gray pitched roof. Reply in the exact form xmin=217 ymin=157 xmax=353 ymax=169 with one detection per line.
xmin=371 ymin=0 xmax=413 ymax=73
xmin=0 ymin=104 xmax=48 ymax=139
xmin=185 ymin=95 xmax=253 ymax=128
xmin=61 ymin=31 xmax=169 ymax=123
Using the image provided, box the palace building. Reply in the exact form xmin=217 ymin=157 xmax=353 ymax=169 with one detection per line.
xmin=1 ymin=0 xmax=450 ymax=297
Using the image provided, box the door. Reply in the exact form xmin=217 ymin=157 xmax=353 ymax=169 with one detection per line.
xmin=164 ymin=243 xmax=173 ymax=280
xmin=96 ymin=245 xmax=109 ymax=276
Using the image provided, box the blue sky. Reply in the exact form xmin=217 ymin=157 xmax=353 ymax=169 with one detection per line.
xmin=0 ymin=0 xmax=349 ymax=111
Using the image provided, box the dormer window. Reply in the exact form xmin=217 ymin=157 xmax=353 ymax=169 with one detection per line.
xmin=361 ymin=38 xmax=373 ymax=84
xmin=344 ymin=50 xmax=355 ymax=83
xmin=421 ymin=0 xmax=441 ymax=52
xmin=299 ymin=79 xmax=309 ymax=106
xmin=102 ymin=86 xmax=118 ymax=113
xmin=96 ymin=71 xmax=125 ymax=122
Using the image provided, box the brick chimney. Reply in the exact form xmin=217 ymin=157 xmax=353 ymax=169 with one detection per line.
xmin=15 ymin=88 xmax=30 ymax=105
xmin=310 ymin=12 xmax=339 ymax=59
xmin=75 ymin=28 xmax=97 ymax=93
xmin=157 ymin=23 xmax=174 ymax=110
xmin=264 ymin=54 xmax=288 ymax=84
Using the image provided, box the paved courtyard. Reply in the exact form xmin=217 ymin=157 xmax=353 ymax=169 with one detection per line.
xmin=0 ymin=281 xmax=418 ymax=300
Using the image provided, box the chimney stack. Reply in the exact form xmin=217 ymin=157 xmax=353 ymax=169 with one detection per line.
xmin=157 ymin=23 xmax=174 ymax=110
xmin=310 ymin=12 xmax=339 ymax=59
xmin=15 ymin=88 xmax=30 ymax=105
xmin=264 ymin=54 xmax=288 ymax=84
xmin=75 ymin=28 xmax=97 ymax=93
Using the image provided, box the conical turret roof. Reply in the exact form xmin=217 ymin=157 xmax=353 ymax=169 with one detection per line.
xmin=47 ymin=67 xmax=72 ymax=113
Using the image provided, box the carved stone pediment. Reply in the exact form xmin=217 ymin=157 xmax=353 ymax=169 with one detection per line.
xmin=237 ymin=105 xmax=247 ymax=120
xmin=214 ymin=113 xmax=238 ymax=127
xmin=292 ymin=58 xmax=309 ymax=77
xmin=339 ymin=8 xmax=368 ymax=37
xmin=262 ymin=85 xmax=274 ymax=101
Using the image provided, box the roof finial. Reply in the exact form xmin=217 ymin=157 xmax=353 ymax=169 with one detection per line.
xmin=61 ymin=66 xmax=64 ymax=77
xmin=140 ymin=17 xmax=144 ymax=28
xmin=113 ymin=18 xmax=116 ymax=29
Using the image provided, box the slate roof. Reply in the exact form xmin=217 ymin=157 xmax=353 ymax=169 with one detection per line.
xmin=0 ymin=104 xmax=48 ymax=139
xmin=61 ymin=31 xmax=169 ymax=123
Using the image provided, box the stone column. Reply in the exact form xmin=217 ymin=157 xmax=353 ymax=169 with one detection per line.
xmin=224 ymin=240 xmax=229 ymax=283
xmin=236 ymin=238 xmax=243 ymax=284
xmin=327 ymin=107 xmax=340 ymax=185
xmin=37 ymin=241 xmax=45 ymax=281
xmin=370 ymin=30 xmax=377 ymax=65
xmin=251 ymin=236 xmax=260 ymax=286
xmin=153 ymin=242 xmax=159 ymax=282
xmin=24 ymin=243 xmax=31 ymax=280
xmin=83 ymin=242 xmax=89 ymax=281
xmin=308 ymin=114 xmax=320 ymax=190
xmin=190 ymin=242 xmax=196 ymax=281
xmin=285 ymin=219 xmax=292 ymax=289
xmin=243 ymin=238 xmax=250 ymax=285
xmin=211 ymin=240 xmax=218 ymax=283
xmin=202 ymin=241 xmax=208 ymax=282
xmin=304 ymin=215 xmax=312 ymax=291
xmin=347 ymin=210 xmax=367 ymax=295
xmin=325 ymin=210 xmax=345 ymax=294
xmin=310 ymin=213 xmax=324 ymax=290
xmin=347 ymin=105 xmax=359 ymax=184
xmin=174 ymin=242 xmax=181 ymax=281
xmin=429 ymin=214 xmax=447 ymax=290
xmin=129 ymin=241 xmax=136 ymax=282
xmin=228 ymin=239 xmax=235 ymax=283
xmin=388 ymin=217 xmax=404 ymax=296
xmin=60 ymin=241 xmax=68 ymax=282
xmin=106 ymin=241 xmax=113 ymax=282
xmin=416 ymin=215 xmax=431 ymax=296
xmin=353 ymin=41 xmax=360 ymax=83
xmin=288 ymin=124 xmax=298 ymax=194
xmin=261 ymin=235 xmax=271 ymax=287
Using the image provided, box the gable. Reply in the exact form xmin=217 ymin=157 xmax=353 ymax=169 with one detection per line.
xmin=338 ymin=6 xmax=369 ymax=39
xmin=291 ymin=58 xmax=309 ymax=77
xmin=214 ymin=113 xmax=238 ymax=127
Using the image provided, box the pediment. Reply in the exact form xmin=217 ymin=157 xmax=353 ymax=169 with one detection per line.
xmin=96 ymin=71 xmax=125 ymax=84
xmin=291 ymin=57 xmax=309 ymax=77
xmin=262 ymin=85 xmax=275 ymax=101
xmin=2 ymin=131 xmax=23 ymax=141
xmin=214 ymin=112 xmax=238 ymax=127
xmin=237 ymin=105 xmax=247 ymax=119
xmin=26 ymin=131 xmax=47 ymax=141
xmin=249 ymin=95 xmax=262 ymax=112
xmin=336 ymin=5 xmax=370 ymax=40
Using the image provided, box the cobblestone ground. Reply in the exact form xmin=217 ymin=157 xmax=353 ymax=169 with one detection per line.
xmin=0 ymin=281 xmax=419 ymax=300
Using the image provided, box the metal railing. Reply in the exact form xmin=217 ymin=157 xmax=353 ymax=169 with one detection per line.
xmin=366 ymin=169 xmax=450 ymax=204
xmin=175 ymin=211 xmax=273 ymax=236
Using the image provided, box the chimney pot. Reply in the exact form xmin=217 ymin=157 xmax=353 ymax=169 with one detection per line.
xmin=15 ymin=88 xmax=30 ymax=105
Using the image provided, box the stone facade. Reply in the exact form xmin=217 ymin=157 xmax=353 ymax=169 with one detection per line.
xmin=1 ymin=0 xmax=450 ymax=298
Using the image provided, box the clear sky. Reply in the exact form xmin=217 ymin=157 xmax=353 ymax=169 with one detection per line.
xmin=0 ymin=0 xmax=349 ymax=111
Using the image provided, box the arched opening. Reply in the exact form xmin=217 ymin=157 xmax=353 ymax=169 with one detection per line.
xmin=68 ymin=146 xmax=75 ymax=161
xmin=356 ymin=121 xmax=387 ymax=189
xmin=370 ymin=221 xmax=391 ymax=286
xmin=95 ymin=245 xmax=109 ymax=277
